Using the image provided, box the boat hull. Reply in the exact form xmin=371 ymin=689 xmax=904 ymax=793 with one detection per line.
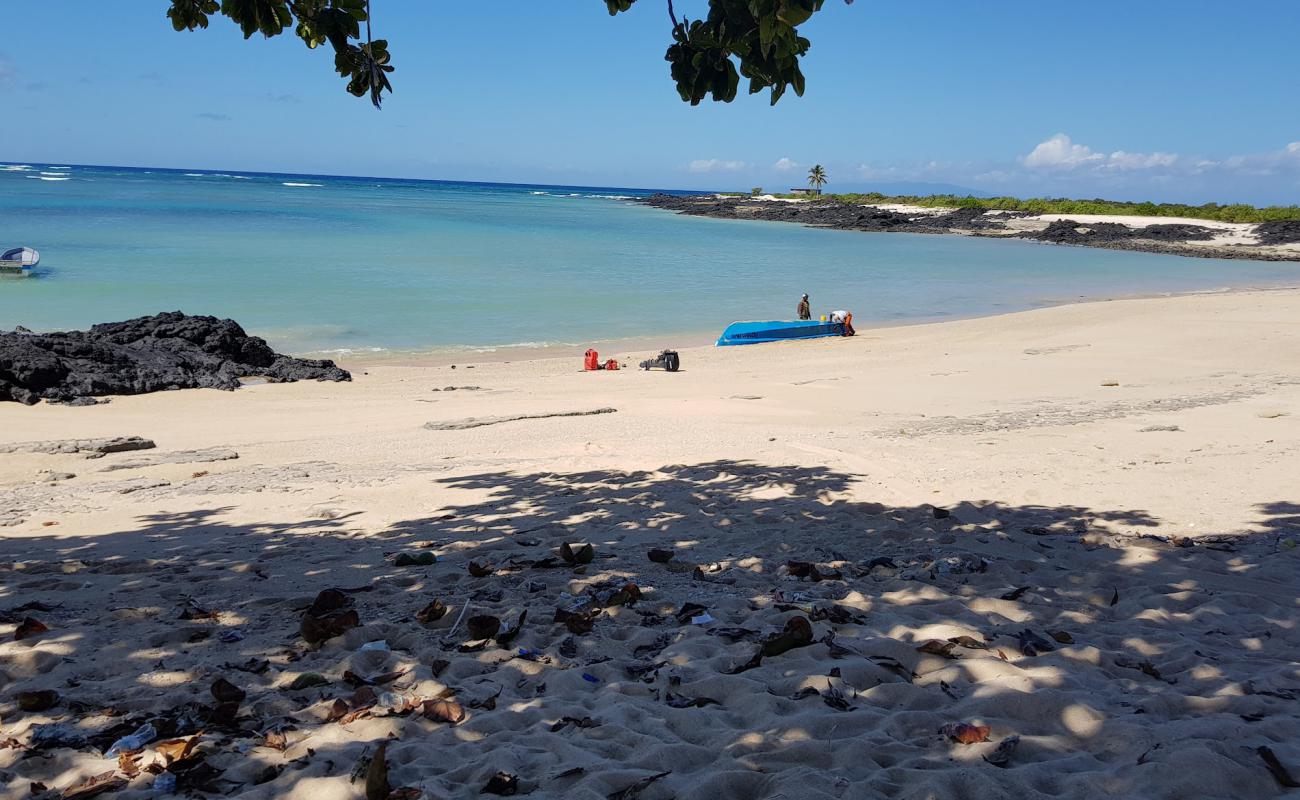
xmin=716 ymin=319 xmax=846 ymax=346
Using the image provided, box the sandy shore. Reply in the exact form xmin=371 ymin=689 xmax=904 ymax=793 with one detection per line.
xmin=2 ymin=290 xmax=1299 ymax=799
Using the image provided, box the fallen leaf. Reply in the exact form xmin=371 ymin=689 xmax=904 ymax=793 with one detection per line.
xmin=947 ymin=635 xmax=988 ymax=650
xmin=365 ymin=742 xmax=390 ymax=800
xmin=482 ymin=772 xmax=518 ymax=796
xmin=300 ymin=608 xmax=360 ymax=645
xmin=388 ymin=789 xmax=422 ymax=800
xmin=665 ymin=693 xmax=721 ymax=709
xmin=429 ymin=659 xmax=451 ymax=677
xmin=15 ymin=617 xmax=49 ymax=641
xmin=263 ymin=730 xmax=288 ymax=751
xmin=155 ymin=734 xmax=202 ymax=765
xmin=1258 ymin=746 xmax=1300 ymax=788
xmin=1016 ymin=629 xmax=1055 ymax=657
xmin=191 ymin=470 xmax=208 ymax=479
xmin=422 ymin=699 xmax=465 ymax=725
xmin=647 ymin=548 xmax=674 ymax=563
xmin=208 ymin=700 xmax=240 ymax=727
xmin=560 ymin=542 xmax=594 ymax=565
xmin=1049 ymin=630 xmax=1074 ymax=645
xmin=549 ymin=716 xmax=600 ymax=732
xmin=916 ymin=640 xmax=958 ymax=659
xmin=1000 ymin=586 xmax=1030 ymax=601
xmin=288 ymin=672 xmax=330 ymax=690
xmin=821 ymin=683 xmax=854 ymax=711
xmin=60 ymin=771 xmax=126 ymax=800
xmin=325 ymin=698 xmax=352 ymax=723
xmin=210 ymin=678 xmax=245 ymax=704
xmin=466 ymin=615 xmax=501 ymax=641
xmin=760 ymin=616 xmax=814 ymax=657
xmin=984 ymin=735 xmax=1020 ymax=767
xmin=17 ymin=690 xmax=60 ymax=712
xmin=467 ymin=561 xmax=494 ymax=578
xmin=117 ymin=751 xmax=142 ymax=778
xmin=393 ymin=552 xmax=436 ymax=567
xmin=1110 ymin=587 xmax=1119 ymax=606
xmin=607 ymin=770 xmax=670 ymax=800
xmin=41 ymin=521 xmax=59 ymax=527
xmin=415 ymin=600 xmax=447 ymax=626
xmin=496 ymin=610 xmax=528 ymax=645
xmin=940 ymin=722 xmax=991 ymax=744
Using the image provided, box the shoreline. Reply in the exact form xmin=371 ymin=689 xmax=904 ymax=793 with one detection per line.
xmin=2 ymin=288 xmax=1298 ymax=799
xmin=636 ymin=193 xmax=1300 ymax=262
xmin=329 ymin=281 xmax=1300 ymax=370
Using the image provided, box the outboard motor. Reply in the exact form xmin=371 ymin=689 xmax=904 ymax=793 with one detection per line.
xmin=639 ymin=350 xmax=681 ymax=372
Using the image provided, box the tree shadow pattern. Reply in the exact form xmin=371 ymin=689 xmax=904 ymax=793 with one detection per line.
xmin=1 ymin=461 xmax=1298 ymax=799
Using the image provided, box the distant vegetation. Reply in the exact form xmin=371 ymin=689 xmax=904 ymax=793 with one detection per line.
xmin=807 ymin=164 xmax=828 ymax=192
xmin=787 ymin=193 xmax=1300 ymax=223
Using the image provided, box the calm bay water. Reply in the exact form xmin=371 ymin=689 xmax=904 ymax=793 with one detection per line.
xmin=3 ymin=163 xmax=1298 ymax=356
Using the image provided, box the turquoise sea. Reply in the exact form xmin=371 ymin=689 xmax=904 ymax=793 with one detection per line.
xmin=3 ymin=163 xmax=1299 ymax=357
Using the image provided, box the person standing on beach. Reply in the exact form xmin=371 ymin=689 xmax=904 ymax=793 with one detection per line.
xmin=797 ymin=293 xmax=811 ymax=320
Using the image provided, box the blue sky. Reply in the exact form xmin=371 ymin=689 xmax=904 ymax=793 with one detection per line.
xmin=1 ymin=1 xmax=1298 ymax=203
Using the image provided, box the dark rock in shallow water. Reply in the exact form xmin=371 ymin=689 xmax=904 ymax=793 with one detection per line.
xmin=0 ymin=311 xmax=351 ymax=405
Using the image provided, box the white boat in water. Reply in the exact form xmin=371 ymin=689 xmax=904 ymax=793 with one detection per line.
xmin=0 ymin=247 xmax=39 ymax=276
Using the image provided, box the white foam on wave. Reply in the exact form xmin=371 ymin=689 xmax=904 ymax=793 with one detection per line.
xmin=184 ymin=173 xmax=206 ymax=177
xmin=530 ymin=191 xmax=548 ymax=195
xmin=1 ymin=165 xmax=33 ymax=172
xmin=28 ymin=175 xmax=71 ymax=181
xmin=283 ymin=182 xmax=323 ymax=188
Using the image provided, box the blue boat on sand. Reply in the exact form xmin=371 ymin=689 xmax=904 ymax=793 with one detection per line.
xmin=716 ymin=319 xmax=847 ymax=346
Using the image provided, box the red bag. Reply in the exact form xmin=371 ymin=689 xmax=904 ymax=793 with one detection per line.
xmin=584 ymin=349 xmax=600 ymax=371
xmin=604 ymin=359 xmax=620 ymax=371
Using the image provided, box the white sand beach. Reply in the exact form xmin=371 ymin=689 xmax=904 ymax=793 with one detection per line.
xmin=2 ymin=289 xmax=1299 ymax=799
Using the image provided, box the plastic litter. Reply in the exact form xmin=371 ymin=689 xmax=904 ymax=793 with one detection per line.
xmin=106 ymin=722 xmax=156 ymax=756
xmin=358 ymin=640 xmax=390 ymax=652
xmin=153 ymin=772 xmax=177 ymax=794
xmin=581 ymin=673 xmax=600 ymax=683
xmin=690 ymin=613 xmax=715 ymax=625
xmin=218 ymin=630 xmax=245 ymax=643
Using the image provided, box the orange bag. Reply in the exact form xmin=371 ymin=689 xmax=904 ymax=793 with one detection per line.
xmin=604 ymin=359 xmax=620 ymax=371
xmin=584 ymin=349 xmax=600 ymax=371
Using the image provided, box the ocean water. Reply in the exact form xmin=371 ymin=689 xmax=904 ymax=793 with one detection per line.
xmin=3 ymin=162 xmax=1298 ymax=357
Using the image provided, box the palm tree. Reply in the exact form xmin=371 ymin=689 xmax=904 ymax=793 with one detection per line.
xmin=807 ymin=164 xmax=827 ymax=193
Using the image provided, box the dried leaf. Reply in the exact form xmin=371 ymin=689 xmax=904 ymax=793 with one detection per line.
xmin=549 ymin=716 xmax=599 ymax=732
xmin=1000 ymin=586 xmax=1030 ymax=601
xmin=466 ymin=615 xmax=501 ymax=641
xmin=939 ymin=722 xmax=991 ymax=744
xmin=1049 ymin=630 xmax=1074 ymax=644
xmin=760 ymin=616 xmax=814 ymax=657
xmin=300 ymin=609 xmax=360 ymax=645
xmin=415 ymin=600 xmax=447 ymax=626
xmin=1016 ymin=629 xmax=1054 ymax=657
xmin=482 ymin=772 xmax=518 ymax=796
xmin=325 ymin=698 xmax=352 ymax=723
xmin=388 ymin=789 xmax=422 ymax=800
xmin=916 ymin=640 xmax=958 ymax=659
xmin=647 ymin=548 xmax=674 ymax=563
xmin=607 ymin=770 xmax=670 ymax=800
xmin=665 ymin=693 xmax=721 ymax=709
xmin=393 ymin=552 xmax=436 ymax=567
xmin=117 ymin=751 xmax=142 ymax=778
xmin=1258 ymin=746 xmax=1300 ymax=788
xmin=60 ymin=771 xmax=126 ymax=800
xmin=422 ymin=699 xmax=466 ymax=725
xmin=467 ymin=561 xmax=495 ymax=578
xmin=821 ymin=684 xmax=854 ymax=711
xmin=263 ymin=730 xmax=288 ymax=751
xmin=365 ymin=742 xmax=390 ymax=800
xmin=209 ymin=700 xmax=240 ymax=727
xmin=210 ymin=678 xmax=245 ymax=704
xmin=18 ymin=690 xmax=60 ymax=712
xmin=496 ymin=610 xmax=528 ymax=645
xmin=560 ymin=542 xmax=594 ymax=565
xmin=155 ymin=734 xmax=202 ymax=765
xmin=984 ymin=735 xmax=1020 ymax=767
xmin=15 ymin=617 xmax=49 ymax=641
xmin=1110 ymin=587 xmax=1119 ymax=606
xmin=288 ymin=672 xmax=330 ymax=690
xmin=428 ymin=659 xmax=451 ymax=677
xmin=947 ymin=635 xmax=987 ymax=650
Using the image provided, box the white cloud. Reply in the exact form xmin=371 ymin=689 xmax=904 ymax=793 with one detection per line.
xmin=1024 ymin=134 xmax=1181 ymax=173
xmin=772 ymin=157 xmax=799 ymax=172
xmin=1288 ymin=142 xmax=1300 ymax=155
xmin=1023 ymin=133 xmax=1103 ymax=168
xmin=688 ymin=159 xmax=748 ymax=174
xmin=1105 ymin=150 xmax=1178 ymax=170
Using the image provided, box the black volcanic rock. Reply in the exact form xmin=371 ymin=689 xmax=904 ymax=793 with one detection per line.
xmin=1256 ymin=220 xmax=1300 ymax=246
xmin=1 ymin=312 xmax=351 ymax=405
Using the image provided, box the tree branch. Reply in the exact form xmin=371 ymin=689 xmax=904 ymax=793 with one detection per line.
xmin=667 ymin=0 xmax=679 ymax=29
